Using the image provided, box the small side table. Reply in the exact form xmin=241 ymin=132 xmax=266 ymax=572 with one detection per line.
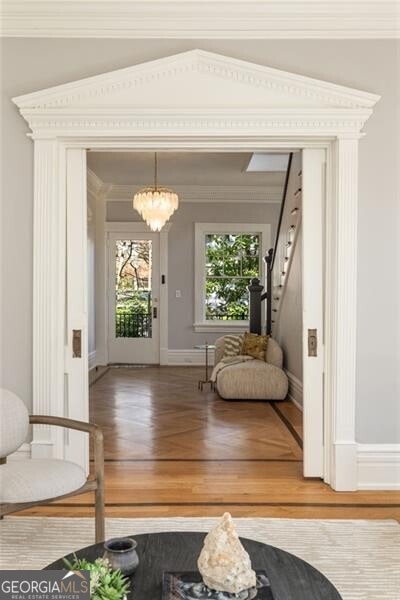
xmin=194 ymin=344 xmax=216 ymax=390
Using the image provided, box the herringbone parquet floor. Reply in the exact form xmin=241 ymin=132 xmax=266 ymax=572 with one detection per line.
xmin=89 ymin=367 xmax=302 ymax=462
xmin=20 ymin=367 xmax=400 ymax=520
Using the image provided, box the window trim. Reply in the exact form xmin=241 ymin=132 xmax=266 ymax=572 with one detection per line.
xmin=194 ymin=222 xmax=271 ymax=333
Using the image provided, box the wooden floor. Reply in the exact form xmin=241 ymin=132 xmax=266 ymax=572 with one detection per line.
xmin=90 ymin=367 xmax=303 ymax=461
xmin=21 ymin=367 xmax=400 ymax=520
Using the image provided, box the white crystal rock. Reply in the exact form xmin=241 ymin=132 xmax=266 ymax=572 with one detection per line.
xmin=198 ymin=512 xmax=257 ymax=594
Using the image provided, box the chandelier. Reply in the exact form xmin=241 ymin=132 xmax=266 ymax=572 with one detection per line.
xmin=133 ymin=153 xmax=179 ymax=231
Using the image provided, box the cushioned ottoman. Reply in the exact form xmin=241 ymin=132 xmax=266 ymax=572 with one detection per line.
xmin=214 ymin=336 xmax=289 ymax=401
xmin=217 ymin=358 xmax=288 ymax=400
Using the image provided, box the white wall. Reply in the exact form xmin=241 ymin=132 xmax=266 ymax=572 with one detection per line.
xmin=107 ymin=200 xmax=280 ymax=349
xmin=272 ymin=153 xmax=303 ymax=403
xmin=1 ymin=39 xmax=399 ymax=443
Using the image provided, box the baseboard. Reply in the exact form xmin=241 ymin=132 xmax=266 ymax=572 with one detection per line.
xmin=160 ymin=347 xmax=169 ymax=366
xmin=8 ymin=442 xmax=31 ymax=461
xmin=167 ymin=348 xmax=215 ymax=367
xmin=332 ymin=442 xmax=358 ymax=491
xmin=89 ymin=364 xmax=109 ymax=386
xmin=285 ymin=370 xmax=303 ymax=410
xmin=88 ymin=350 xmax=97 ymax=370
xmin=88 ymin=349 xmax=215 ymax=368
xmin=357 ymin=444 xmax=400 ymax=490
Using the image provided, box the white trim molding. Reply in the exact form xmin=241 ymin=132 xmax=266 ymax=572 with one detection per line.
xmin=167 ymin=348 xmax=215 ymax=367
xmin=194 ymin=222 xmax=271 ymax=333
xmin=193 ymin=322 xmax=249 ymax=334
xmin=327 ymin=138 xmax=359 ymax=491
xmin=106 ymin=184 xmax=282 ymax=204
xmin=87 ymin=168 xmax=104 ymax=198
xmin=12 ymin=50 xmax=381 ymax=490
xmin=12 ymin=50 xmax=379 ymax=139
xmin=285 ymin=370 xmax=303 ymax=411
xmin=2 ymin=1 xmax=399 ymax=39
xmin=357 ymin=444 xmax=400 ymax=490
xmin=104 ymin=222 xmax=172 ymax=233
xmin=31 ymin=140 xmax=66 ymax=460
xmin=88 ymin=350 xmax=97 ymax=370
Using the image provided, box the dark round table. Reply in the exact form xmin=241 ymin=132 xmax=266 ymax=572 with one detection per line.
xmin=45 ymin=531 xmax=342 ymax=599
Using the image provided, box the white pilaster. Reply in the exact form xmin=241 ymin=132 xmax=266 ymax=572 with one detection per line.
xmin=31 ymin=139 xmax=66 ymax=459
xmin=330 ymin=137 xmax=359 ymax=490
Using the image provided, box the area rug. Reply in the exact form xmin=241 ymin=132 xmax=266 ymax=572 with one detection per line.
xmin=1 ymin=517 xmax=399 ymax=599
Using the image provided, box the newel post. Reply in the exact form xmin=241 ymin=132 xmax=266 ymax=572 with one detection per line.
xmin=248 ymin=278 xmax=264 ymax=335
xmin=264 ymin=248 xmax=273 ymax=336
xmin=31 ymin=139 xmax=66 ymax=459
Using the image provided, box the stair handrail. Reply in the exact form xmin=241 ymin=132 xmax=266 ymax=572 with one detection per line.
xmin=248 ymin=153 xmax=293 ymax=335
xmin=271 ymin=152 xmax=293 ymax=270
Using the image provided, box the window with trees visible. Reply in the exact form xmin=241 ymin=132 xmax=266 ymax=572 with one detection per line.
xmin=205 ymin=233 xmax=260 ymax=320
xmin=114 ymin=239 xmax=152 ymax=338
xmin=194 ymin=223 xmax=269 ymax=330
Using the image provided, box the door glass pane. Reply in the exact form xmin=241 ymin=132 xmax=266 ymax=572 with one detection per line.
xmin=115 ymin=239 xmax=152 ymax=338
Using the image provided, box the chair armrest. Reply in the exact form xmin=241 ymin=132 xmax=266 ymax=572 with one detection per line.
xmin=30 ymin=415 xmax=101 ymax=438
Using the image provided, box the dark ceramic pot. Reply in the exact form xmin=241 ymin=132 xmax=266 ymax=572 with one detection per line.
xmin=103 ymin=537 xmax=139 ymax=576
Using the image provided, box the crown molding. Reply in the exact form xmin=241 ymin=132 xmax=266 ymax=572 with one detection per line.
xmin=105 ymin=184 xmax=283 ymax=203
xmin=86 ymin=171 xmax=283 ymax=203
xmin=87 ymin=167 xmax=104 ymax=197
xmin=17 ymin=112 xmax=374 ymax=138
xmin=2 ymin=1 xmax=399 ymax=39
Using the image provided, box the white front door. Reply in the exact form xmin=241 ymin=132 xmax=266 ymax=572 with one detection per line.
xmin=107 ymin=231 xmax=160 ymax=364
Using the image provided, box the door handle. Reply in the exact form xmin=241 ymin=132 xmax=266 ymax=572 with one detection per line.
xmin=72 ymin=329 xmax=82 ymax=358
xmin=308 ymin=328 xmax=317 ymax=357
xmin=153 ymin=307 xmax=158 ymax=319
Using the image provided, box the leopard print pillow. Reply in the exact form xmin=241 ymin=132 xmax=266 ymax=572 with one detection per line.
xmin=241 ymin=332 xmax=269 ymax=361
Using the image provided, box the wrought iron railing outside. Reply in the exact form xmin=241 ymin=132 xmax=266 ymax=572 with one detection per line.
xmin=116 ymin=312 xmax=152 ymax=338
xmin=205 ymin=311 xmax=248 ymax=321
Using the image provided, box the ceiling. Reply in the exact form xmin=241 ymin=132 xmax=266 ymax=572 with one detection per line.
xmin=87 ymin=152 xmax=288 ymax=188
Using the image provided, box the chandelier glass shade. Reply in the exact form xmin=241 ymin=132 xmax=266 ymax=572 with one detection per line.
xmin=133 ymin=154 xmax=179 ymax=231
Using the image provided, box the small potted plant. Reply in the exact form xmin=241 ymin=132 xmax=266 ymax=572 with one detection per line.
xmin=64 ymin=555 xmax=130 ymax=600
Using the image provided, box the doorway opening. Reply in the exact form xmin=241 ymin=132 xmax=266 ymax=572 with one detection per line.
xmin=15 ymin=50 xmax=375 ymax=491
xmin=85 ymin=148 xmax=323 ymax=511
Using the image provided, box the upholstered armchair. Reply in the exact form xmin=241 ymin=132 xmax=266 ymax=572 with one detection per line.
xmin=0 ymin=389 xmax=105 ymax=542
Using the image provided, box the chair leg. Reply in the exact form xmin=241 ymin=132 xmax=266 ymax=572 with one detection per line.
xmin=95 ymin=484 xmax=105 ymax=543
